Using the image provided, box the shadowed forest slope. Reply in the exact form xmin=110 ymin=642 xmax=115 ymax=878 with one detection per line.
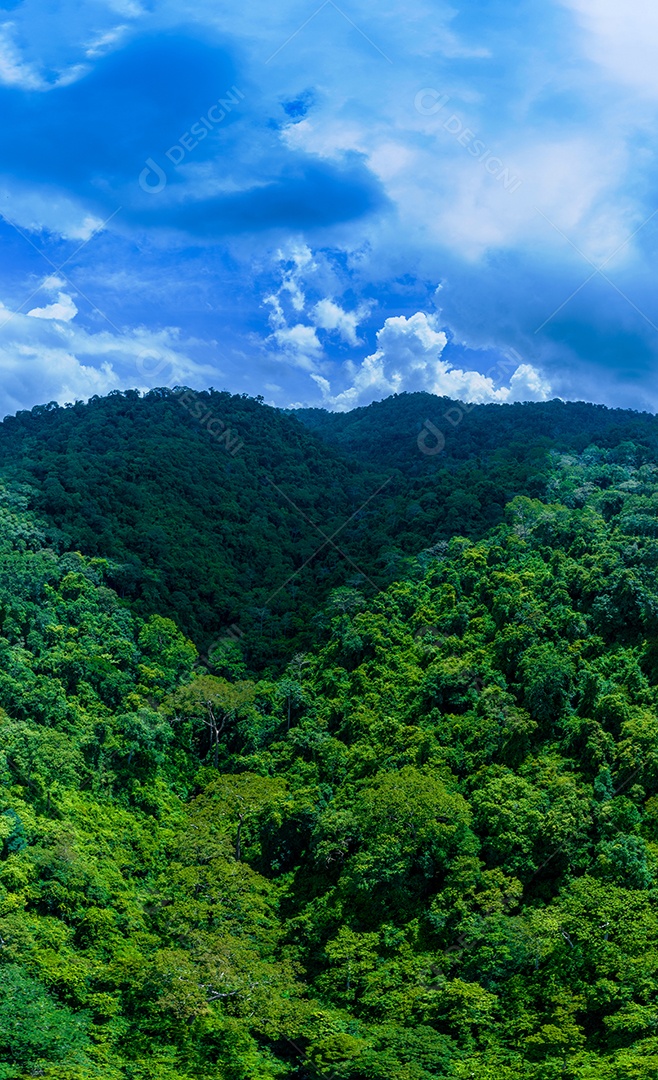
xmin=2 ymin=388 xmax=658 ymax=670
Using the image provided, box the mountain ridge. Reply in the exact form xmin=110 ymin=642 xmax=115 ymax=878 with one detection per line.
xmin=2 ymin=387 xmax=657 ymax=670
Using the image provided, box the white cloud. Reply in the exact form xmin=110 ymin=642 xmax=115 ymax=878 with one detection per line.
xmin=0 ymin=22 xmax=88 ymax=90
xmin=105 ymin=0 xmax=145 ymax=16
xmin=312 ymin=298 xmax=371 ymax=346
xmin=85 ymin=25 xmax=130 ymax=58
xmin=561 ymin=0 xmax=658 ymax=99
xmin=280 ymin=118 xmax=366 ymax=160
xmin=0 ymin=23 xmax=43 ymax=89
xmin=27 ymin=291 xmax=78 ymax=322
xmin=277 ymin=243 xmax=317 ymax=310
xmin=0 ymin=180 xmax=107 ymax=242
xmin=264 ymin=277 xmax=323 ymax=368
xmin=41 ymin=275 xmax=66 ymax=290
xmin=312 ymin=312 xmax=552 ymax=411
xmin=263 ymin=244 xmax=371 ymax=366
xmin=0 ymin=297 xmax=217 ymax=416
xmin=269 ymin=322 xmax=322 ymax=368
xmin=508 ymin=362 xmax=553 ymax=400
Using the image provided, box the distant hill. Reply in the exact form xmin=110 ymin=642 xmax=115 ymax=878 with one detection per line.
xmin=0 ymin=388 xmax=388 ymax=664
xmin=1 ymin=387 xmax=657 ymax=668
xmin=295 ymin=392 xmax=658 ymax=472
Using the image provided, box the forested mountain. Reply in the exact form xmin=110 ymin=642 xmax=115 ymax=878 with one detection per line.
xmin=0 ymin=389 xmax=387 ymax=661
xmin=2 ymin=390 xmax=658 ymax=1077
xmin=295 ymin=393 xmax=658 ymax=472
xmin=2 ymin=388 xmax=658 ymax=668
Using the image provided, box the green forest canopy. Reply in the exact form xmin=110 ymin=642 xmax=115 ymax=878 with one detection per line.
xmin=2 ymin=388 xmax=657 ymax=664
xmin=1 ymin=390 xmax=658 ymax=1076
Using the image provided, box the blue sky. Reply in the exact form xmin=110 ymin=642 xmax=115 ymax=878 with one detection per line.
xmin=0 ymin=0 xmax=657 ymax=415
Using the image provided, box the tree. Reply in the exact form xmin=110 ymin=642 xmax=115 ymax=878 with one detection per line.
xmin=0 ymin=964 xmax=89 ymax=1071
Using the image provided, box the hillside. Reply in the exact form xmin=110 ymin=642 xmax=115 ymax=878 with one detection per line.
xmin=295 ymin=393 xmax=658 ymax=472
xmin=2 ymin=426 xmax=658 ymax=1077
xmin=0 ymin=389 xmax=389 ymax=665
xmin=3 ymin=389 xmax=658 ymax=672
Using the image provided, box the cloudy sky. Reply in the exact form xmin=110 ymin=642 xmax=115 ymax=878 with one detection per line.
xmin=0 ymin=0 xmax=657 ymax=415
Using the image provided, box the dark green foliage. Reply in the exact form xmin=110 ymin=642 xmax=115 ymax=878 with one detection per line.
xmin=0 ymin=964 xmax=89 ymax=1074
xmin=0 ymin=390 xmax=395 ymax=661
xmin=3 ymin=389 xmax=658 ymax=673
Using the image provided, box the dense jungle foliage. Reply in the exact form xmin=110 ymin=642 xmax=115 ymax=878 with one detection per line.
xmin=2 ymin=390 xmax=658 ymax=1077
xmin=2 ymin=388 xmax=657 ymax=667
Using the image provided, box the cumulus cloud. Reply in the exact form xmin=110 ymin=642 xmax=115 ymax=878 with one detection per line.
xmin=27 ymin=291 xmax=78 ymax=322
xmin=508 ymin=362 xmax=553 ymax=400
xmin=0 ymin=295 xmax=217 ymax=417
xmin=312 ymin=312 xmax=552 ymax=411
xmin=268 ymin=322 xmax=323 ymax=368
xmin=263 ymin=243 xmax=372 ymax=367
xmin=312 ymin=298 xmax=372 ymax=346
